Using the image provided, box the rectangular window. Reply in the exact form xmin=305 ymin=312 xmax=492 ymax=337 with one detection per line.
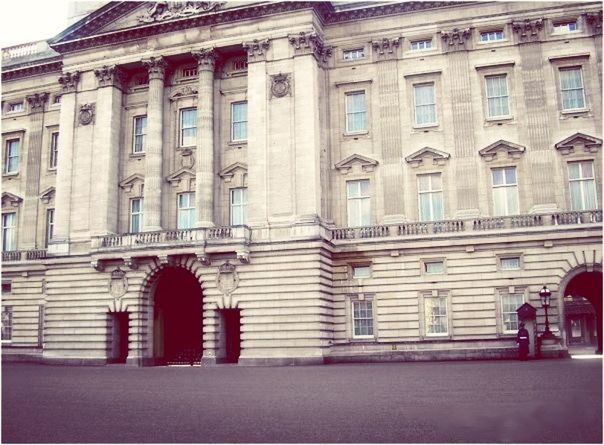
xmin=347 ymin=179 xmax=370 ymax=227
xmin=53 ymin=95 xmax=62 ymax=104
xmin=231 ymin=101 xmax=248 ymax=141
xmin=2 ymin=213 xmax=16 ymax=251
xmin=1 ymin=306 xmax=12 ymax=341
xmin=568 ymin=161 xmax=597 ymax=210
xmin=480 ymin=30 xmax=505 ymax=42
xmin=414 ymin=83 xmax=436 ymax=126
xmin=181 ymin=66 xmax=198 ymax=78
xmin=352 ymin=300 xmax=374 ymax=338
xmin=130 ymin=198 xmax=143 ymax=233
xmin=502 ymin=293 xmax=524 ymax=332
xmin=491 ymin=167 xmax=519 ymax=216
xmin=8 ymin=102 xmax=23 ymax=113
xmin=424 ymin=261 xmax=444 ymax=274
xmin=46 ymin=209 xmax=54 ymax=247
xmin=418 ymin=173 xmax=443 ymax=221
xmin=485 ymin=75 xmax=510 ymax=117
xmin=554 ymin=21 xmax=578 ymax=32
xmin=352 ymin=265 xmax=371 ymax=279
xmin=500 ymin=257 xmax=521 ymax=270
xmin=410 ymin=39 xmax=432 ymax=50
xmin=343 ymin=48 xmax=364 ymax=60
xmin=425 ymin=296 xmax=448 ymax=335
xmin=230 ymin=188 xmax=248 ymax=226
xmin=4 ymin=139 xmax=20 ymax=174
xmin=133 ymin=116 xmax=147 ymax=153
xmin=180 ymin=108 xmax=197 ymax=147
xmin=1 ymin=282 xmax=11 ymax=294
xmin=559 ymin=68 xmax=586 ymax=110
xmin=49 ymin=132 xmax=59 ymax=169
xmin=177 ymin=192 xmax=196 ymax=229
xmin=345 ymin=91 xmax=367 ymax=133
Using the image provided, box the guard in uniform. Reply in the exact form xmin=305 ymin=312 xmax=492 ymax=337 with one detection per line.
xmin=516 ymin=322 xmax=530 ymax=361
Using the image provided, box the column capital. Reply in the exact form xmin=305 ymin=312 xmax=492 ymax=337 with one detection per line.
xmin=191 ymin=48 xmax=218 ymax=72
xmin=94 ymin=64 xmax=126 ymax=89
xmin=242 ymin=38 xmax=270 ymax=63
xmin=372 ymin=37 xmax=401 ymax=61
xmin=58 ymin=71 xmax=80 ymax=93
xmin=26 ymin=92 xmax=49 ymax=113
xmin=288 ymin=31 xmax=332 ymax=65
xmin=440 ymin=28 xmax=473 ymax=52
xmin=511 ymin=18 xmax=544 ymax=43
xmin=584 ymin=11 xmax=603 ymax=35
xmin=142 ymin=56 xmax=167 ymax=80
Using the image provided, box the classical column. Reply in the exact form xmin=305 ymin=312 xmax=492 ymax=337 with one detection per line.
xmin=191 ymin=48 xmax=217 ymax=228
xmin=243 ymin=39 xmax=270 ymax=228
xmin=49 ymin=72 xmax=79 ymax=255
xmin=21 ymin=92 xmax=48 ymax=249
xmin=90 ymin=65 xmax=124 ymax=236
xmin=141 ymin=57 xmax=166 ymax=232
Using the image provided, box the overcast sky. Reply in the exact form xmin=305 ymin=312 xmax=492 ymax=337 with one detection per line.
xmin=1 ymin=0 xmax=70 ymax=48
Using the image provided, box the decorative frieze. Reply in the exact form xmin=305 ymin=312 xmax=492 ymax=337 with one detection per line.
xmin=440 ymin=28 xmax=472 ymax=52
xmin=372 ymin=37 xmax=401 ymax=60
xmin=585 ymin=11 xmax=603 ymax=35
xmin=78 ymin=103 xmax=95 ymax=126
xmin=288 ymin=31 xmax=332 ymax=65
xmin=242 ymin=39 xmax=270 ymax=62
xmin=58 ymin=71 xmax=80 ymax=93
xmin=270 ymin=72 xmax=292 ymax=99
xmin=512 ymin=18 xmax=544 ymax=43
xmin=93 ymin=65 xmax=126 ymax=89
xmin=26 ymin=92 xmax=48 ymax=112
xmin=191 ymin=48 xmax=217 ymax=71
xmin=137 ymin=1 xmax=225 ymax=23
xmin=141 ymin=57 xmax=167 ymax=80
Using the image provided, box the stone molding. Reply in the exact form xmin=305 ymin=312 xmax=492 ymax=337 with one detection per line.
xmin=93 ymin=64 xmax=126 ymax=89
xmin=218 ymin=162 xmax=247 ymax=183
xmin=335 ymin=153 xmax=379 ymax=174
xmin=39 ymin=187 xmax=56 ymax=204
xmin=440 ymin=28 xmax=472 ymax=52
xmin=478 ymin=140 xmax=526 ymax=161
xmin=511 ymin=18 xmax=544 ymax=43
xmin=1 ymin=192 xmax=23 ymax=208
xmin=58 ymin=71 xmax=80 ymax=93
xmin=405 ymin=147 xmax=451 ymax=168
xmin=26 ymin=92 xmax=49 ymax=113
xmin=119 ymin=173 xmax=144 ymax=195
xmin=288 ymin=31 xmax=332 ymax=65
xmin=372 ymin=37 xmax=401 ymax=60
xmin=242 ymin=39 xmax=270 ymax=62
xmin=170 ymin=85 xmax=198 ymax=101
xmin=141 ymin=57 xmax=167 ymax=80
xmin=191 ymin=48 xmax=217 ymax=72
xmin=585 ymin=11 xmax=603 ymax=35
xmin=165 ymin=167 xmax=195 ymax=188
xmin=555 ymin=132 xmax=602 ymax=155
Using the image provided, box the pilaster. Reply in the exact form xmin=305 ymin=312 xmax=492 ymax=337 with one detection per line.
xmin=50 ymin=71 xmax=80 ymax=254
xmin=141 ymin=57 xmax=166 ymax=232
xmin=191 ymin=48 xmax=218 ymax=228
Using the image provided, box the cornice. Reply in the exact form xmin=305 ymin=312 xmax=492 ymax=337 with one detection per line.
xmin=1 ymin=59 xmax=62 ymax=82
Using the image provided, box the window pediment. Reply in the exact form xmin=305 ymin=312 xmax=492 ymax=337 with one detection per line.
xmin=555 ymin=132 xmax=602 ymax=155
xmin=39 ymin=187 xmax=55 ymax=204
xmin=219 ymin=162 xmax=248 ymax=183
xmin=165 ymin=168 xmax=195 ymax=188
xmin=405 ymin=147 xmax=450 ymax=168
xmin=334 ymin=153 xmax=378 ymax=174
xmin=479 ymin=140 xmax=525 ymax=161
xmin=169 ymin=85 xmax=198 ymax=101
xmin=119 ymin=173 xmax=144 ymax=194
xmin=1 ymin=192 xmax=23 ymax=208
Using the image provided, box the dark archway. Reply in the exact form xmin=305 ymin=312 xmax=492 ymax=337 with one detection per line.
xmin=564 ymin=271 xmax=602 ymax=354
xmin=153 ymin=267 xmax=203 ymax=365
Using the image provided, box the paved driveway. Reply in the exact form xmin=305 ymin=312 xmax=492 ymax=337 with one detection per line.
xmin=2 ymin=359 xmax=602 ymax=443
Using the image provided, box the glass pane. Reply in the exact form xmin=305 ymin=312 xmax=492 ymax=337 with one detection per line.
xmin=504 ymin=167 xmax=516 ymax=184
xmin=432 ymin=192 xmax=444 ymax=220
xmin=493 ymin=188 xmax=506 ymax=216
xmin=506 ymin=186 xmax=519 ymax=215
xmin=583 ymin=180 xmax=597 ymax=210
xmin=360 ymin=179 xmax=370 ymax=196
xmin=415 ymin=84 xmax=434 ymax=106
xmin=569 ymin=181 xmax=583 ymax=210
xmin=419 ymin=193 xmax=431 ymax=221
xmin=347 ymin=181 xmax=359 ymax=198
xmin=131 ymin=199 xmax=141 ymax=213
xmin=360 ymin=197 xmax=371 ymax=226
xmin=581 ymin=161 xmax=594 ymax=178
xmin=492 ymin=169 xmax=504 ymax=186
xmin=425 ymin=262 xmax=444 ymax=274
xmin=418 ymin=175 xmax=430 ymax=192
xmin=501 ymin=257 xmax=520 ymax=270
xmin=568 ymin=162 xmax=581 ymax=180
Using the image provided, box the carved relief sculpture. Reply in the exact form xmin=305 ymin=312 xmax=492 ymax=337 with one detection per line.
xmin=511 ymin=18 xmax=544 ymax=42
xmin=109 ymin=268 xmax=128 ymax=299
xmin=440 ymin=28 xmax=473 ymax=51
xmin=78 ymin=103 xmax=95 ymax=125
xmin=58 ymin=71 xmax=80 ymax=93
xmin=138 ymin=1 xmax=225 ymax=23
xmin=372 ymin=37 xmax=401 ymax=59
xmin=288 ymin=31 xmax=333 ymax=65
xmin=585 ymin=11 xmax=602 ymax=35
xmin=270 ymin=72 xmax=291 ymax=98
xmin=94 ymin=65 xmax=126 ymax=89
xmin=242 ymin=39 xmax=270 ymax=62
xmin=26 ymin=92 xmax=49 ymax=112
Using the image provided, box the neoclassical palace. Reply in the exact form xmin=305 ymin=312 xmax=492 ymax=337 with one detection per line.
xmin=1 ymin=1 xmax=602 ymax=365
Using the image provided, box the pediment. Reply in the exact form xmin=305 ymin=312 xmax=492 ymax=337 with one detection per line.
xmin=39 ymin=187 xmax=56 ymax=204
xmin=405 ymin=147 xmax=450 ymax=168
xmin=555 ymin=132 xmax=602 ymax=155
xmin=219 ymin=162 xmax=248 ymax=182
xmin=170 ymin=85 xmax=198 ymax=101
xmin=119 ymin=173 xmax=144 ymax=193
xmin=166 ymin=168 xmax=195 ymax=186
xmin=478 ymin=140 xmax=525 ymax=161
xmin=334 ymin=154 xmax=379 ymax=174
xmin=1 ymin=192 xmax=23 ymax=207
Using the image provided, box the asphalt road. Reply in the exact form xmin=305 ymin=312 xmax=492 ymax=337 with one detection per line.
xmin=2 ymin=359 xmax=602 ymax=443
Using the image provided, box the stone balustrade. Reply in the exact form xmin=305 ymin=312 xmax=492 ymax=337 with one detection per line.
xmin=331 ymin=210 xmax=602 ymax=241
xmin=2 ymin=249 xmax=47 ymax=262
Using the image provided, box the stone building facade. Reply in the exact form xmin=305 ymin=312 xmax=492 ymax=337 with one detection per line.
xmin=1 ymin=1 xmax=602 ymax=365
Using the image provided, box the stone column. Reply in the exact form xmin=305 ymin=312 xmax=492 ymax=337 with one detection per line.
xmin=192 ymin=48 xmax=217 ymax=228
xmin=49 ymin=72 xmax=79 ymax=255
xmin=141 ymin=57 xmax=166 ymax=232
xmin=372 ymin=37 xmax=405 ymax=223
xmin=90 ymin=65 xmax=124 ymax=236
xmin=243 ymin=39 xmax=270 ymax=228
xmin=20 ymin=93 xmax=49 ymax=249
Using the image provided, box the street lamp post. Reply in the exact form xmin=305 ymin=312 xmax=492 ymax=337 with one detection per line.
xmin=539 ymin=285 xmax=553 ymax=339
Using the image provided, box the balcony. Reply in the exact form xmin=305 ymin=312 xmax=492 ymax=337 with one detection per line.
xmin=330 ymin=210 xmax=602 ymax=241
xmin=1 ymin=250 xmax=47 ymax=262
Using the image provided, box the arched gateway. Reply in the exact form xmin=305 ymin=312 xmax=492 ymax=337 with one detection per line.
xmin=143 ymin=263 xmax=204 ymax=365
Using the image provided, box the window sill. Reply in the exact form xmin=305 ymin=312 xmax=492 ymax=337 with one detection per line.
xmin=2 ymin=172 xmax=19 ymax=178
xmin=228 ymin=140 xmax=248 ymax=148
xmin=351 ymin=336 xmax=376 ymax=342
xmin=484 ymin=116 xmax=515 ymax=126
xmin=477 ymin=39 xmax=508 ymax=45
xmin=560 ymin=108 xmax=590 ymax=119
xmin=129 ymin=152 xmax=145 ymax=159
xmin=47 ymin=168 xmax=57 ymax=174
xmin=178 ymin=145 xmax=196 ymax=150
xmin=4 ymin=111 xmax=26 ymax=118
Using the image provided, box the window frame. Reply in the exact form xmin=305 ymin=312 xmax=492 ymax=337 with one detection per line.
xmin=417 ymin=172 xmax=444 ymax=222
xmin=177 ymin=192 xmax=196 ymax=229
xmin=229 ymin=187 xmax=248 ymax=226
xmin=497 ymin=254 xmax=523 ymax=271
xmin=7 ymin=101 xmax=24 ymax=114
xmin=49 ymin=131 xmax=59 ymax=170
xmin=45 ymin=208 xmax=54 ymax=247
xmin=1 ymin=305 xmax=13 ymax=343
xmin=568 ymin=160 xmax=598 ymax=211
xmin=485 ymin=74 xmax=511 ymax=119
xmin=351 ymin=297 xmax=375 ymax=340
xmin=351 ymin=264 xmax=372 ymax=279
xmin=344 ymin=91 xmax=368 ymax=134
xmin=343 ymin=48 xmax=365 ymax=61
xmin=129 ymin=198 xmax=144 ymax=234
xmin=558 ymin=67 xmax=586 ymax=112
xmin=2 ymin=212 xmax=17 ymax=252
xmin=553 ymin=20 xmax=579 ymax=33
xmin=479 ymin=30 xmax=505 ymax=42
xmin=346 ymin=179 xmax=371 ymax=227
xmin=4 ymin=138 xmax=20 ymax=174
xmin=499 ymin=289 xmax=525 ymax=334
xmin=230 ymin=101 xmax=248 ymax=142
xmin=491 ymin=166 xmax=519 ymax=216
xmin=413 ymin=82 xmax=437 ymax=127
xmin=179 ymin=107 xmax=197 ymax=147
xmin=410 ymin=39 xmax=433 ymax=51
xmin=132 ymin=115 xmax=147 ymax=154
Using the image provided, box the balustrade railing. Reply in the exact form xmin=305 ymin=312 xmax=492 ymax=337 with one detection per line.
xmin=331 ymin=210 xmax=602 ymax=241
xmin=2 ymin=250 xmax=47 ymax=262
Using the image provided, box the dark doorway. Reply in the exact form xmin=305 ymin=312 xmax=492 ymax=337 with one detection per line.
xmin=108 ymin=312 xmax=129 ymax=364
xmin=221 ymin=309 xmax=241 ymax=363
xmin=153 ymin=267 xmax=203 ymax=365
xmin=564 ymin=271 xmax=602 ymax=354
